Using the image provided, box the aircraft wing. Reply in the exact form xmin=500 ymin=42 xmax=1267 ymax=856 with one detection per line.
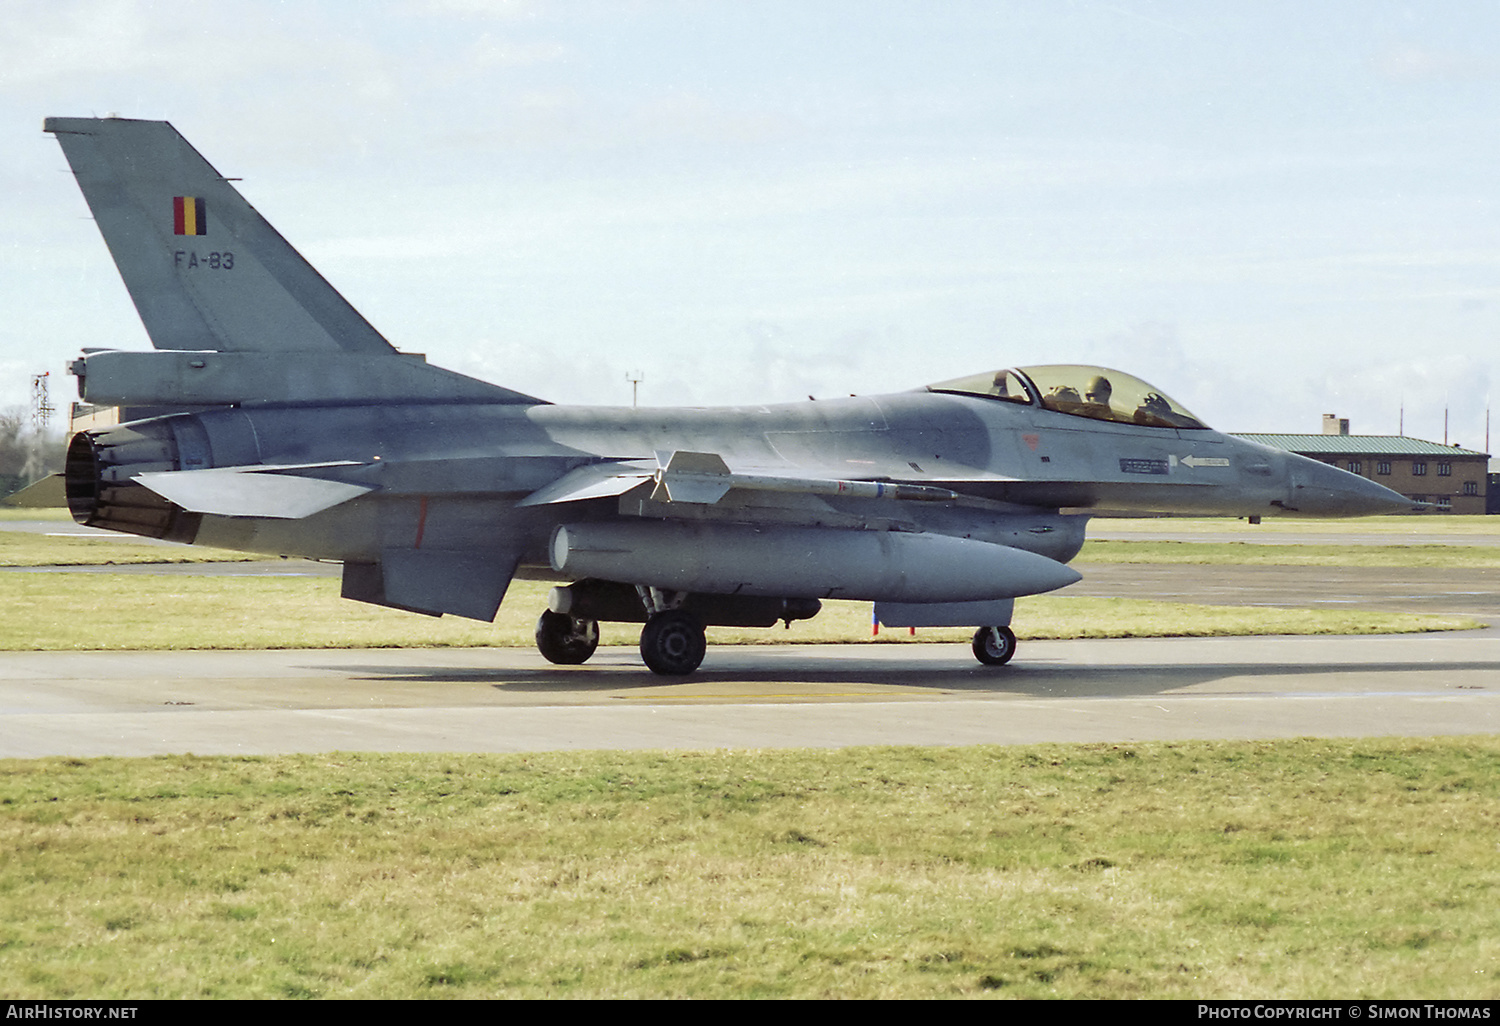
xmin=517 ymin=450 xmax=987 ymax=510
xmin=515 ymin=460 xmax=655 ymax=507
xmin=647 ymin=450 xmax=982 ymax=506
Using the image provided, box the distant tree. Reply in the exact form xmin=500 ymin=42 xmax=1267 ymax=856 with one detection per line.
xmin=0 ymin=409 xmax=26 ymax=495
xmin=0 ymin=407 xmax=65 ymax=499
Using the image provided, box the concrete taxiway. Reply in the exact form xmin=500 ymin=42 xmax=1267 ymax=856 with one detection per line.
xmin=1 ymin=631 xmax=1495 ymax=757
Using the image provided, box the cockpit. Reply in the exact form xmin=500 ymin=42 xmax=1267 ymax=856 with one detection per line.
xmin=926 ymin=364 xmax=1208 ymax=430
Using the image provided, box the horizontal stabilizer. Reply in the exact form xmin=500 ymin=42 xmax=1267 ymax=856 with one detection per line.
xmin=133 ymin=463 xmax=373 ymax=518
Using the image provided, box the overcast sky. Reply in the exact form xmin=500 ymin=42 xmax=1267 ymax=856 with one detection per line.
xmin=4 ymin=0 xmax=1500 ymax=449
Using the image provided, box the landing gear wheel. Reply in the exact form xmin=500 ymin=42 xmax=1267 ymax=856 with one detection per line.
xmin=535 ymin=610 xmax=600 ymax=665
xmin=639 ymin=610 xmax=707 ymax=676
xmin=971 ymin=625 xmax=1016 ymax=666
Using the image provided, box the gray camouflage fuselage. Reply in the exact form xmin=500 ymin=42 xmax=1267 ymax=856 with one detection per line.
xmin=69 ymin=386 xmax=1403 ymax=610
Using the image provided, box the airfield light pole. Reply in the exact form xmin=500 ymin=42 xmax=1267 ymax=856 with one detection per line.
xmin=627 ymin=370 xmax=644 ymax=408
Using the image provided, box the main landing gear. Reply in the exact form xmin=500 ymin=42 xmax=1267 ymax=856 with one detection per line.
xmin=638 ymin=609 xmax=707 ymax=676
xmin=533 ymin=605 xmax=708 ymax=676
xmin=971 ymin=625 xmax=1016 ymax=666
xmin=534 ymin=610 xmax=600 ymax=665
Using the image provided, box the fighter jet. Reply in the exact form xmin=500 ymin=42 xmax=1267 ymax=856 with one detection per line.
xmin=45 ymin=116 xmax=1412 ymax=674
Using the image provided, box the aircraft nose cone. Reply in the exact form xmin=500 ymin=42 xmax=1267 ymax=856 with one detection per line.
xmin=1290 ymin=458 xmax=1414 ymax=517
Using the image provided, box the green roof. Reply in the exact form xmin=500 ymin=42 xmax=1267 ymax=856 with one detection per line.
xmin=1233 ymin=433 xmax=1489 ymax=458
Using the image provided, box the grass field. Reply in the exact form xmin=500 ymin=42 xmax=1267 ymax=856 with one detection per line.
xmin=1094 ymin=515 xmax=1500 ymax=537
xmin=0 ymin=532 xmax=254 ymax=567
xmin=9 ymin=531 xmax=1500 ymax=569
xmin=0 ymin=515 xmax=1485 ymax=649
xmin=9 ymin=509 xmax=1500 ymax=569
xmin=0 ymin=574 xmax=1477 ymax=650
xmin=2 ymin=739 xmax=1496 ymax=999
xmin=1076 ymin=539 xmax=1500 ymax=567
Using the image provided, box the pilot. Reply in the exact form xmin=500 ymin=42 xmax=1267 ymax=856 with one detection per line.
xmin=1044 ymin=384 xmax=1082 ymax=412
xmin=1135 ymin=391 xmax=1173 ymax=425
xmin=1083 ymin=375 xmax=1113 ymax=417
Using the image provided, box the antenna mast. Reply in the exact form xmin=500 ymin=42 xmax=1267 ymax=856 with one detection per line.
xmin=30 ymin=372 xmax=54 ymax=433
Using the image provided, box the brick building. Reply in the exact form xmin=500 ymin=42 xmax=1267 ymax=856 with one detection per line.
xmin=1234 ymin=416 xmax=1489 ymax=515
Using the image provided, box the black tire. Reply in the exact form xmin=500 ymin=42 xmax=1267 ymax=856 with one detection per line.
xmin=535 ymin=610 xmax=600 ymax=665
xmin=971 ymin=625 xmax=1016 ymax=666
xmin=639 ymin=609 xmax=707 ymax=676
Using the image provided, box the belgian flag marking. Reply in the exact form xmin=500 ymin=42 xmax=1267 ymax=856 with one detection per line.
xmin=173 ymin=196 xmax=207 ymax=236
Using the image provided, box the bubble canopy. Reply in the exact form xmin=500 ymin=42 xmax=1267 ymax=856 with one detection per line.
xmin=926 ymin=365 xmax=1208 ymax=430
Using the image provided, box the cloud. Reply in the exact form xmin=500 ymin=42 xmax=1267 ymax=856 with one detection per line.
xmin=2 ymin=1 xmax=358 ymax=91
xmin=400 ymin=0 xmax=534 ymax=17
xmin=1373 ymin=46 xmax=1500 ymax=83
xmin=0 ymin=0 xmax=153 ymax=88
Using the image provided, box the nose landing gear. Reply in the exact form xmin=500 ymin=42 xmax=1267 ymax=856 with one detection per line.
xmin=971 ymin=625 xmax=1016 ymax=666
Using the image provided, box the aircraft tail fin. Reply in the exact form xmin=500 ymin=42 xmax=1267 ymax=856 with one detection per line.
xmin=45 ymin=116 xmax=394 ymax=355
